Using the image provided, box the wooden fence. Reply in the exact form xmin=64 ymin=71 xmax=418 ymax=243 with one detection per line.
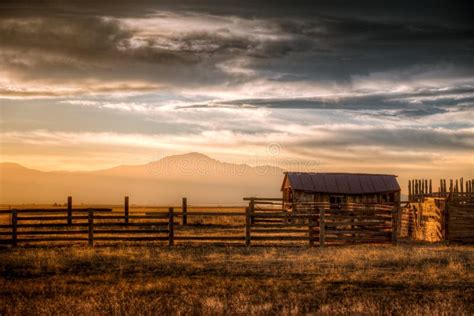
xmin=408 ymin=177 xmax=473 ymax=201
xmin=0 ymin=197 xmax=396 ymax=247
xmin=446 ymin=192 xmax=474 ymax=243
xmin=246 ymin=198 xmax=395 ymax=246
xmin=401 ymin=190 xmax=474 ymax=243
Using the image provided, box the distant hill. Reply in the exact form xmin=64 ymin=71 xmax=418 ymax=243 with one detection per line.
xmin=0 ymin=153 xmax=285 ymax=205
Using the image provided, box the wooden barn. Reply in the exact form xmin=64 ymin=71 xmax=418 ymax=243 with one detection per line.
xmin=281 ymin=172 xmax=401 ymax=209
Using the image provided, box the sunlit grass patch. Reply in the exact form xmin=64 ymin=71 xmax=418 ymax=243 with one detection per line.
xmin=1 ymin=244 xmax=473 ymax=314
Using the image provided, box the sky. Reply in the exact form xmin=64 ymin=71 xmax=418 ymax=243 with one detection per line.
xmin=0 ymin=0 xmax=473 ymax=186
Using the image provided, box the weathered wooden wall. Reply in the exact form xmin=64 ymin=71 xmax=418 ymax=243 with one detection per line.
xmin=446 ymin=193 xmax=474 ymax=243
xmin=289 ymin=191 xmax=399 ymax=209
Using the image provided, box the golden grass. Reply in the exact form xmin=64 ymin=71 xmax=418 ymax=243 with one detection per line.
xmin=1 ymin=244 xmax=473 ymax=315
xmin=0 ymin=205 xmax=473 ymax=314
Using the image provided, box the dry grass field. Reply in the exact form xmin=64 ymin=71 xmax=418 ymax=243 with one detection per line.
xmin=0 ymin=205 xmax=473 ymax=315
xmin=1 ymin=243 xmax=473 ymax=315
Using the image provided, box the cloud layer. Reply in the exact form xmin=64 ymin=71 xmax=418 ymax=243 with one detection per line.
xmin=0 ymin=0 xmax=473 ymax=187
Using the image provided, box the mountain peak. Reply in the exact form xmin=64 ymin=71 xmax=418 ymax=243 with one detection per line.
xmin=172 ymin=152 xmax=211 ymax=159
xmin=0 ymin=162 xmax=37 ymax=171
xmin=157 ymin=152 xmax=215 ymax=163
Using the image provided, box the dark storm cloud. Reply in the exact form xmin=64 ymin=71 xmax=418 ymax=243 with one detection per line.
xmin=1 ymin=1 xmax=473 ymax=21
xmin=0 ymin=0 xmax=473 ymax=104
xmin=0 ymin=17 xmax=198 ymax=79
xmin=0 ymin=13 xmax=317 ymax=89
xmin=179 ymin=86 xmax=474 ymax=118
xmin=292 ymin=127 xmax=474 ymax=152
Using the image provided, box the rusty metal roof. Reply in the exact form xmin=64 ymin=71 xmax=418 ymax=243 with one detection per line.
xmin=283 ymin=172 xmax=400 ymax=194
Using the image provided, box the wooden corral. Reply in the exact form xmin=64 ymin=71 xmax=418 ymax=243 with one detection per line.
xmin=246 ymin=198 xmax=396 ymax=246
xmin=0 ymin=196 xmax=397 ymax=247
xmin=400 ymin=177 xmax=474 ymax=243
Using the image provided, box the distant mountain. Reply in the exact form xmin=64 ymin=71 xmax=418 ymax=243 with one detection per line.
xmin=0 ymin=153 xmax=285 ymax=205
xmin=97 ymin=152 xmax=283 ymax=180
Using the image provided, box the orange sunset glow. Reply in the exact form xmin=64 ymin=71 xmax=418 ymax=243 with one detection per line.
xmin=0 ymin=1 xmax=473 ymax=314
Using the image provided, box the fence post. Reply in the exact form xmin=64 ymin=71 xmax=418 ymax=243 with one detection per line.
xmin=445 ymin=202 xmax=450 ymax=242
xmin=319 ymin=208 xmax=325 ymax=248
xmin=245 ymin=207 xmax=251 ymax=247
xmin=350 ymin=209 xmax=356 ymax=244
xmin=124 ymin=196 xmax=129 ymax=224
xmin=67 ymin=196 xmax=72 ymax=225
xmin=408 ymin=180 xmax=412 ymax=200
xmin=250 ymin=198 xmax=255 ymax=225
xmin=11 ymin=209 xmax=17 ymax=247
xmin=182 ymin=198 xmax=187 ymax=226
xmin=88 ymin=209 xmax=94 ymax=247
xmin=308 ymin=208 xmax=316 ymax=247
xmin=391 ymin=205 xmax=398 ymax=245
xmin=168 ymin=207 xmax=174 ymax=247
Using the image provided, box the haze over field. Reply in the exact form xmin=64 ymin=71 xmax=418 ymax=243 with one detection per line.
xmin=0 ymin=153 xmax=285 ymax=205
xmin=0 ymin=1 xmax=473 ymax=200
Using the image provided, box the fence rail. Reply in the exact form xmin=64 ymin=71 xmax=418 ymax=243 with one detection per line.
xmin=0 ymin=197 xmax=397 ymax=247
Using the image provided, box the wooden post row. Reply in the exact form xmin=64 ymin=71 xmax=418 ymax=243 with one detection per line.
xmin=67 ymin=196 xmax=72 ymax=225
xmin=168 ymin=207 xmax=174 ymax=247
xmin=245 ymin=207 xmax=251 ymax=247
xmin=182 ymin=197 xmax=187 ymax=226
xmin=124 ymin=196 xmax=129 ymax=224
xmin=88 ymin=209 xmax=94 ymax=247
xmin=11 ymin=209 xmax=17 ymax=247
